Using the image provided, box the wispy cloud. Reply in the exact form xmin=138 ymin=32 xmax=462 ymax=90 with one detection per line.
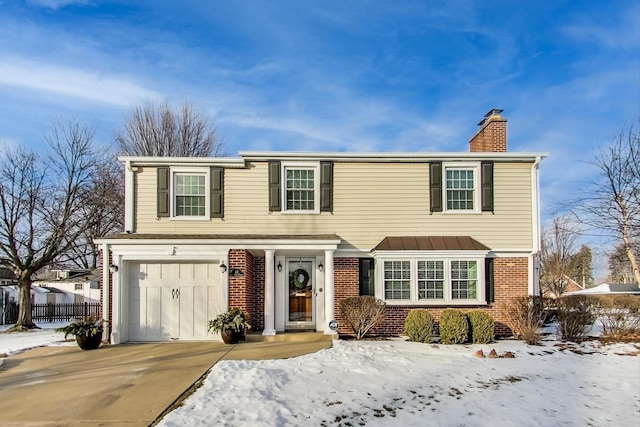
xmin=0 ymin=57 xmax=162 ymax=106
xmin=25 ymin=0 xmax=92 ymax=10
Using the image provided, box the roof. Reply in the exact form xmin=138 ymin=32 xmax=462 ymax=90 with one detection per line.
xmin=374 ymin=236 xmax=490 ymax=251
xmin=119 ymin=151 xmax=548 ymax=166
xmin=565 ymin=283 xmax=640 ymax=295
xmin=96 ymin=233 xmax=341 ymax=242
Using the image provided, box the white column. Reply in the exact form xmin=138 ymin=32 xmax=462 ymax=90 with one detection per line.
xmin=263 ymin=250 xmax=276 ymax=336
xmin=324 ymin=250 xmax=336 ymax=335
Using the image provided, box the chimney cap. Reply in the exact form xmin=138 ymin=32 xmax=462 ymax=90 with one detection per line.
xmin=477 ymin=109 xmax=505 ymax=126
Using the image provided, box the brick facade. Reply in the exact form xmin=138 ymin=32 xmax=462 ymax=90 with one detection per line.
xmin=213 ymin=252 xmax=529 ymax=338
xmin=228 ymin=249 xmax=255 ymax=325
xmin=333 ymin=256 xmax=530 ymax=337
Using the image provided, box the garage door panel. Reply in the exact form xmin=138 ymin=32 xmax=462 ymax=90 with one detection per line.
xmin=128 ymin=261 xmax=223 ymax=342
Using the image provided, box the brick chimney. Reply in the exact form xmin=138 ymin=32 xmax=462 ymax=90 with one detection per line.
xmin=469 ymin=109 xmax=507 ymax=152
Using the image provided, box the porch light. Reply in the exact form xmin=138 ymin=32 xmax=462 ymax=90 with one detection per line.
xmin=318 ymin=263 xmax=324 ymax=272
xmin=108 ymin=264 xmax=119 ymax=274
xmin=277 ymin=261 xmax=282 ymax=272
xmin=220 ymin=262 xmax=227 ymax=273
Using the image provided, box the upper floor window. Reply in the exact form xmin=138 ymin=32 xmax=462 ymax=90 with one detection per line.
xmin=285 ymin=167 xmax=316 ymax=211
xmin=157 ymin=166 xmax=224 ymax=220
xmin=269 ymin=161 xmax=333 ymax=214
xmin=446 ymin=168 xmax=475 ymax=210
xmin=174 ymin=173 xmax=206 ymax=217
xmin=430 ymin=161 xmax=492 ymax=213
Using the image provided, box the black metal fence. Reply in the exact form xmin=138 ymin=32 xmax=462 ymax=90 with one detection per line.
xmin=1 ymin=302 xmax=101 ymax=324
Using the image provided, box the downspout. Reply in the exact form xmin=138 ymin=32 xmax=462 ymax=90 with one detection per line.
xmin=124 ymin=160 xmax=136 ymax=233
xmin=530 ymin=156 xmax=542 ymax=295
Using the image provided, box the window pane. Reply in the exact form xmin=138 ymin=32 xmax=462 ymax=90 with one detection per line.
xmin=286 ymin=168 xmax=315 ymax=211
xmin=175 ymin=174 xmax=206 ymax=216
xmin=451 ymin=260 xmax=477 ymax=299
xmin=418 ymin=260 xmax=444 ymax=300
xmin=446 ymin=169 xmax=474 ymax=210
xmin=384 ymin=261 xmax=411 ymax=300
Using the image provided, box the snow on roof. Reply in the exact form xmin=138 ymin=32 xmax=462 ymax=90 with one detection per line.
xmin=565 ymin=283 xmax=640 ymax=295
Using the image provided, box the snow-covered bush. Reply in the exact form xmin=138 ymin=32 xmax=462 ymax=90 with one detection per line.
xmin=592 ymin=294 xmax=640 ymax=340
xmin=404 ymin=309 xmax=435 ymax=343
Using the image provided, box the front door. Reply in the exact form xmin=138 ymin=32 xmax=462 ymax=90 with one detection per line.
xmin=286 ymin=258 xmax=315 ymax=330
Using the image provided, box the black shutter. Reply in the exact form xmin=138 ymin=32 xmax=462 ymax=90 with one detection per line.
xmin=359 ymin=258 xmax=375 ymax=296
xmin=429 ymin=162 xmax=442 ymax=212
xmin=268 ymin=161 xmax=281 ymax=211
xmin=481 ymin=161 xmax=494 ymax=212
xmin=320 ymin=161 xmax=333 ymax=212
xmin=210 ymin=167 xmax=224 ymax=218
xmin=485 ymin=258 xmax=495 ymax=303
xmin=157 ymin=167 xmax=170 ymax=217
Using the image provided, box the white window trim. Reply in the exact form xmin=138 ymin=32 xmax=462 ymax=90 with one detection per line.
xmin=170 ymin=166 xmax=210 ymax=220
xmin=375 ymin=251 xmax=487 ymax=306
xmin=281 ymin=161 xmax=320 ymax=214
xmin=443 ymin=162 xmax=480 ymax=214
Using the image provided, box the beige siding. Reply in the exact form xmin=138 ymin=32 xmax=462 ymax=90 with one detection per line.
xmin=135 ymin=161 xmax=534 ymax=251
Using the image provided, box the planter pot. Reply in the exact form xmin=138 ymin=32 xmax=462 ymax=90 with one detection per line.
xmin=75 ymin=332 xmax=103 ymax=350
xmin=220 ymin=330 xmax=244 ymax=344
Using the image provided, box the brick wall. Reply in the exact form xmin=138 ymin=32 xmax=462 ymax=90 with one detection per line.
xmin=228 ymin=250 xmax=255 ymax=324
xmin=334 ymin=256 xmax=530 ymax=337
xmin=333 ymin=258 xmax=360 ymax=335
xmin=253 ymin=256 xmax=265 ymax=331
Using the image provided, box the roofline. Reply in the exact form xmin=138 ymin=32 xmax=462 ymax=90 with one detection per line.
xmin=119 ymin=152 xmax=548 ymax=166
xmin=241 ymin=151 xmax=548 ymax=162
xmin=118 ymin=156 xmax=246 ymax=168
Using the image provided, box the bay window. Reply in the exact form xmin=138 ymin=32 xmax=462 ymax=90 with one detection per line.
xmin=380 ymin=257 xmax=484 ymax=304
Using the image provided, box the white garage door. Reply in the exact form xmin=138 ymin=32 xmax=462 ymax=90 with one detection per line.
xmin=128 ymin=262 xmax=224 ymax=342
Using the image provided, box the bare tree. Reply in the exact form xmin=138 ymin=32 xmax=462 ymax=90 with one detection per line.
xmin=608 ymin=242 xmax=640 ymax=283
xmin=0 ymin=119 xmax=99 ymax=330
xmin=574 ymin=122 xmax=640 ymax=287
xmin=116 ymin=101 xmax=224 ymax=157
xmin=539 ymin=214 xmax=582 ymax=297
xmin=60 ymin=156 xmax=125 ymax=269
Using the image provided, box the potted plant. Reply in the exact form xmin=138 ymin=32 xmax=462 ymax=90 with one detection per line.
xmin=208 ymin=307 xmax=250 ymax=344
xmin=57 ymin=316 xmax=104 ymax=350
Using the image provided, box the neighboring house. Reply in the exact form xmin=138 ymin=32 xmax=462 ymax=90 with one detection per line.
xmin=96 ymin=109 xmax=546 ymax=344
xmin=543 ymin=277 xmax=585 ymax=299
xmin=34 ymin=269 xmax=101 ymax=304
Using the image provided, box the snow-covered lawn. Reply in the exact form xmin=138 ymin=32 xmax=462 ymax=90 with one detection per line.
xmin=1 ymin=325 xmax=638 ymax=426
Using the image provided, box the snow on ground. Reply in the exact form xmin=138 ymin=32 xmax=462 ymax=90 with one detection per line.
xmin=0 ymin=322 xmax=72 ymax=367
xmin=1 ymin=325 xmax=638 ymax=426
xmin=158 ymin=336 xmax=640 ymax=427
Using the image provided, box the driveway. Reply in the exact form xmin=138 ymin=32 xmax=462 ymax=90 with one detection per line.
xmin=0 ymin=337 xmax=332 ymax=426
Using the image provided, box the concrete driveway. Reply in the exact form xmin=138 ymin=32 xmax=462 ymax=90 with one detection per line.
xmin=0 ymin=336 xmax=332 ymax=426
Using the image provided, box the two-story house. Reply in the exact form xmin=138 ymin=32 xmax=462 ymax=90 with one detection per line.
xmin=96 ymin=109 xmax=546 ymax=344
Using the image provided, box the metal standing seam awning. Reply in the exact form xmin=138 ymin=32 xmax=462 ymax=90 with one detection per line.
xmin=373 ymin=236 xmax=490 ymax=251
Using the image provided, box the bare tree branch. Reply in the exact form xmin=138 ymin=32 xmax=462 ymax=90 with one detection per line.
xmin=116 ymin=100 xmax=224 ymax=157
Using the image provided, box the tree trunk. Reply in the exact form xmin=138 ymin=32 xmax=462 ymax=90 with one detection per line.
xmin=14 ymin=277 xmax=36 ymax=330
xmin=623 ymin=239 xmax=640 ymax=288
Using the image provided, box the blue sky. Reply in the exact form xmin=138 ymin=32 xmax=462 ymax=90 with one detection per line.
xmin=0 ymin=0 xmax=638 ymax=221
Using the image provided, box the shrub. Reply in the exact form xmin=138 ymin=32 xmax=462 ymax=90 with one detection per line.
xmin=499 ymin=296 xmax=548 ymax=345
xmin=556 ymin=295 xmax=596 ymax=342
xmin=592 ymin=294 xmax=640 ymax=339
xmin=439 ymin=309 xmax=469 ymax=344
xmin=467 ymin=310 xmax=495 ymax=344
xmin=404 ymin=309 xmax=436 ymax=343
xmin=339 ymin=296 xmax=386 ymax=339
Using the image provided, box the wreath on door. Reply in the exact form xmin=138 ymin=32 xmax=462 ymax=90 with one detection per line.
xmin=292 ymin=268 xmax=310 ymax=289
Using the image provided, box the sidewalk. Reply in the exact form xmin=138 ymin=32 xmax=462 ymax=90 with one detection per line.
xmin=0 ymin=335 xmax=332 ymax=426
